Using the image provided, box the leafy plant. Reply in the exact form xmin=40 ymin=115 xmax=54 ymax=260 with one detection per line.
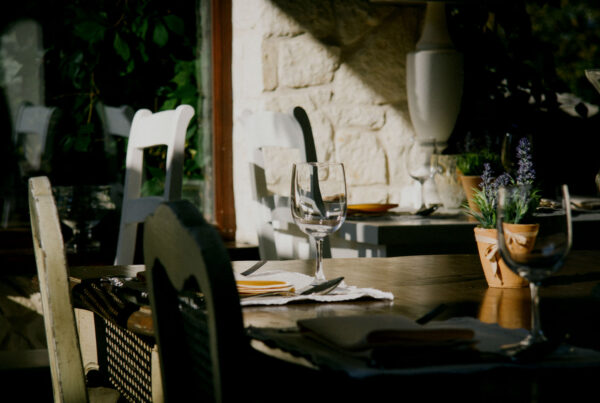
xmin=466 ymin=138 xmax=540 ymax=228
xmin=43 ymin=0 xmax=203 ymax=195
xmin=456 ymin=150 xmax=500 ymax=176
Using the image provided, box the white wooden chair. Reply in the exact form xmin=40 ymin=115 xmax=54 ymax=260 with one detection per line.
xmin=240 ymin=106 xmax=331 ymax=260
xmin=28 ymin=176 xmax=120 ymax=403
xmin=114 ymin=104 xmax=194 ymax=265
xmin=2 ymin=102 xmax=57 ymax=228
xmin=96 ymin=102 xmax=135 ymax=208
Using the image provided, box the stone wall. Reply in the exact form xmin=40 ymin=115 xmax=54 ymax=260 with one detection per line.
xmin=232 ymin=0 xmax=430 ymax=244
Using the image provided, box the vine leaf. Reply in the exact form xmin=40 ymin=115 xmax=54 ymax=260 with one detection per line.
xmin=153 ymin=21 xmax=169 ymax=47
xmin=163 ymin=15 xmax=184 ymax=35
xmin=113 ymin=33 xmax=130 ymax=60
xmin=74 ymin=21 xmax=105 ymax=43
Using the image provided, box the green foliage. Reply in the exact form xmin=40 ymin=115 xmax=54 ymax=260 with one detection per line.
xmin=456 ymin=150 xmax=499 ymax=176
xmin=43 ymin=0 xmax=203 ymax=190
xmin=501 ymin=186 xmax=541 ymax=225
xmin=467 ymin=187 xmax=497 ymax=229
xmin=527 ymin=1 xmax=600 ymax=105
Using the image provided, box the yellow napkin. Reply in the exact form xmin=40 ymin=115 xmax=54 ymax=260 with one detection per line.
xmin=236 ymin=280 xmax=295 ymax=296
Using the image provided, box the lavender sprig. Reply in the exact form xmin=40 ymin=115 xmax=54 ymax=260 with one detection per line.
xmin=516 ymin=137 xmax=535 ymax=185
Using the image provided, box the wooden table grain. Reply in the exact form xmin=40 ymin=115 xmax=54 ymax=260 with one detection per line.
xmin=237 ymin=250 xmax=600 ymax=350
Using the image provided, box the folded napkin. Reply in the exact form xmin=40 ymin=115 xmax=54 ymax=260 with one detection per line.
xmin=571 ymin=196 xmax=600 ymax=210
xmin=298 ymin=315 xmax=475 ymax=351
xmin=235 ymin=270 xmax=393 ymax=306
xmin=236 ymin=280 xmax=294 ymax=296
xmin=249 ymin=316 xmax=600 ymax=377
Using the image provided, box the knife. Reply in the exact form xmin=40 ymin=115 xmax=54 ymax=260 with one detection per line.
xmin=299 ymin=276 xmax=344 ymax=295
xmin=241 ymin=260 xmax=267 ymax=276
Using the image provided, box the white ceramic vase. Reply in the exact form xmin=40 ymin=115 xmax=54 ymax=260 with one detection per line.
xmin=406 ymin=2 xmax=464 ymax=152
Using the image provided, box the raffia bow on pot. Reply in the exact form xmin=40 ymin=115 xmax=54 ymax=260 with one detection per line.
xmin=474 ymin=227 xmax=531 ymax=288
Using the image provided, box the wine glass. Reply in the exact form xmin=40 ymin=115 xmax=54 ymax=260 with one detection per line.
xmin=53 ymin=185 xmax=115 ymax=253
xmin=496 ymin=184 xmax=572 ymax=356
xmin=406 ymin=139 xmax=437 ymax=213
xmin=291 ymin=162 xmax=347 ymax=284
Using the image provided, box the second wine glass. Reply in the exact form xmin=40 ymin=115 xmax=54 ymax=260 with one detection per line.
xmin=406 ymin=139 xmax=437 ymax=213
xmin=497 ymin=184 xmax=572 ymax=356
xmin=291 ymin=162 xmax=347 ymax=283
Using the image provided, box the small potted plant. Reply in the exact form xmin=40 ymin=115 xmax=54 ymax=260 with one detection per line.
xmin=466 ymin=138 xmax=540 ymax=288
xmin=457 ymin=149 xmax=500 ymax=214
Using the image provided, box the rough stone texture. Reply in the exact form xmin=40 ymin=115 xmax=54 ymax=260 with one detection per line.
xmin=262 ymin=38 xmax=279 ymax=91
xmin=377 ymin=104 xmax=414 ymax=185
xmin=277 ymin=34 xmax=341 ymax=88
xmin=269 ymin=0 xmax=336 ymax=39
xmin=333 ymin=0 xmax=397 ymax=46
xmin=348 ymin=185 xmax=390 ymax=204
xmin=262 ymin=146 xmax=301 ymax=196
xmin=233 ymin=0 xmax=428 ymax=243
xmin=326 ymin=104 xmax=385 ymax=129
xmin=335 ymin=129 xmax=387 ymax=186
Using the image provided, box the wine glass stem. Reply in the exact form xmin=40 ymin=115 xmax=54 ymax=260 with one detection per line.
xmin=529 ymin=282 xmax=547 ymax=343
xmin=314 ymin=236 xmax=326 ymax=282
xmin=419 ymin=180 xmax=427 ymax=209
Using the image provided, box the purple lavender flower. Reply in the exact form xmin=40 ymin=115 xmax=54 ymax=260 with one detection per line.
xmin=480 ymin=163 xmax=494 ymax=190
xmin=516 ymin=137 xmax=535 ymax=185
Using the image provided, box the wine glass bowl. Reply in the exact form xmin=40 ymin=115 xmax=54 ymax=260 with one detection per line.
xmin=406 ymin=139 xmax=437 ymax=213
xmin=497 ymin=184 xmax=572 ymax=354
xmin=291 ymin=162 xmax=347 ymax=283
xmin=53 ymin=185 xmax=116 ymax=254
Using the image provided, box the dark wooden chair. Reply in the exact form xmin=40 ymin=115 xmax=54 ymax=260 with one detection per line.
xmin=144 ymin=200 xmax=321 ymax=402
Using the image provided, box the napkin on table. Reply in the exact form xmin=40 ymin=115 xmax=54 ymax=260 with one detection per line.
xmin=235 ymin=270 xmax=393 ymax=306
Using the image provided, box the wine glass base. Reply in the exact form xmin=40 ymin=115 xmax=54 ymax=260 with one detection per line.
xmin=501 ymin=336 xmax=558 ymax=362
xmin=66 ymin=238 xmax=101 ymax=255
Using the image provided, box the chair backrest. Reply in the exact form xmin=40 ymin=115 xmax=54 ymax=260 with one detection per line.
xmin=96 ymin=102 xmax=135 ymax=140
xmin=240 ymin=106 xmax=330 ymax=260
xmin=114 ymin=105 xmax=194 ymax=265
xmin=96 ymin=102 xmax=135 ymax=209
xmin=28 ymin=176 xmax=88 ymax=402
xmin=144 ymin=200 xmax=247 ymax=402
xmin=13 ymin=102 xmax=57 ymax=174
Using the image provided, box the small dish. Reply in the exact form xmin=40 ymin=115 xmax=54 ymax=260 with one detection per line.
xmin=347 ymin=203 xmax=398 ymax=214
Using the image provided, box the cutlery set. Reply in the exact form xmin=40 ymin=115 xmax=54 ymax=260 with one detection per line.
xmin=238 ymin=261 xmax=344 ymax=299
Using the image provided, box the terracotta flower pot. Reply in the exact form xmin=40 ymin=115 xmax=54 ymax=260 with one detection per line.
xmin=460 ymin=175 xmax=483 ymax=214
xmin=474 ymin=225 xmax=538 ymax=288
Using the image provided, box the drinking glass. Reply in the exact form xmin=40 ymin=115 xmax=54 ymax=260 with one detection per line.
xmin=406 ymin=139 xmax=437 ymax=213
xmin=53 ymin=185 xmax=115 ymax=253
xmin=291 ymin=162 xmax=347 ymax=283
xmin=496 ymin=184 xmax=572 ymax=355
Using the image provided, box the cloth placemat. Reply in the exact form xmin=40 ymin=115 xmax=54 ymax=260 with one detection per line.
xmin=248 ymin=316 xmax=600 ymax=378
xmin=236 ymin=270 xmax=393 ymax=306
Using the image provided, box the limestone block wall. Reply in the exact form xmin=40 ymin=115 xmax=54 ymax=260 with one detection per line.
xmin=232 ymin=0 xmax=430 ymax=244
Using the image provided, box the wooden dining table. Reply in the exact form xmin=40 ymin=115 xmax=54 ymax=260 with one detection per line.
xmin=240 ymin=250 xmax=600 ymax=348
xmin=70 ymin=250 xmax=600 ymax=401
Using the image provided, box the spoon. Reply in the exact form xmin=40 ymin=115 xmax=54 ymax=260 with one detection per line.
xmin=415 ymin=204 xmax=440 ymax=216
